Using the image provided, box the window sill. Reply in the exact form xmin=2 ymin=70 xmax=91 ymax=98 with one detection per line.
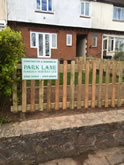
xmin=35 ymin=10 xmax=54 ymax=14
xmin=80 ymin=15 xmax=91 ymax=19
xmin=112 ymin=19 xmax=124 ymax=22
xmin=37 ymin=56 xmax=51 ymax=58
xmin=91 ymin=46 xmax=97 ymax=48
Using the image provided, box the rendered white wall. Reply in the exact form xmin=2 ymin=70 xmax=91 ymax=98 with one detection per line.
xmin=92 ymin=2 xmax=124 ymax=31
xmin=0 ymin=0 xmax=7 ymax=26
xmin=7 ymin=0 xmax=91 ymax=28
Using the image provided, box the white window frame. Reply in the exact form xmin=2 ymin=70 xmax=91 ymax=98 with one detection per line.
xmin=113 ymin=6 xmax=124 ymax=21
xmin=66 ymin=34 xmax=72 ymax=46
xmin=30 ymin=32 xmax=57 ymax=58
xmin=36 ymin=0 xmax=53 ymax=12
xmin=37 ymin=32 xmax=51 ymax=58
xmin=51 ymin=33 xmax=57 ymax=49
xmin=102 ymin=34 xmax=124 ymax=58
xmin=80 ymin=1 xmax=91 ymax=17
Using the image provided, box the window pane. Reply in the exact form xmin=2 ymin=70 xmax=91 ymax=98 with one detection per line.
xmin=31 ymin=33 xmax=36 ymax=47
xmin=121 ymin=8 xmax=124 ymax=20
xmin=48 ymin=0 xmax=52 ymax=11
xmin=108 ymin=37 xmax=114 ymax=51
xmin=39 ymin=34 xmax=43 ymax=56
xmin=81 ymin=2 xmax=84 ymax=15
xmin=42 ymin=0 xmax=47 ymax=11
xmin=85 ymin=2 xmax=89 ymax=16
xmin=92 ymin=34 xmax=97 ymax=47
xmin=103 ymin=40 xmax=107 ymax=50
xmin=113 ymin=7 xmax=117 ymax=19
xmin=45 ymin=34 xmax=50 ymax=56
xmin=37 ymin=0 xmax=40 ymax=9
xmin=66 ymin=34 xmax=72 ymax=46
xmin=117 ymin=8 xmax=121 ymax=20
xmin=52 ymin=34 xmax=57 ymax=48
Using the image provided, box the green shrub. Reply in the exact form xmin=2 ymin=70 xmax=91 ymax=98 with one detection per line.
xmin=0 ymin=27 xmax=25 ymax=99
xmin=114 ymin=51 xmax=124 ymax=61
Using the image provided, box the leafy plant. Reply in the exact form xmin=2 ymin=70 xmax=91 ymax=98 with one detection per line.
xmin=0 ymin=27 xmax=25 ymax=100
xmin=0 ymin=116 xmax=10 ymax=126
xmin=114 ymin=51 xmax=124 ymax=61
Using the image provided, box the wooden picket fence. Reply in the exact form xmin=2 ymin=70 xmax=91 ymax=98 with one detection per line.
xmin=11 ymin=57 xmax=124 ymax=113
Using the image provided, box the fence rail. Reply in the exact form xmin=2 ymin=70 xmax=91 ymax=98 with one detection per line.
xmin=11 ymin=57 xmax=124 ymax=113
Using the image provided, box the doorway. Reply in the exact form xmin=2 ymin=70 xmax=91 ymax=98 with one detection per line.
xmin=76 ymin=34 xmax=87 ymax=57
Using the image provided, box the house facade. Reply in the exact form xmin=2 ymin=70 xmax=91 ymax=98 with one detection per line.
xmin=6 ymin=0 xmax=124 ymax=59
xmin=0 ymin=0 xmax=7 ymax=30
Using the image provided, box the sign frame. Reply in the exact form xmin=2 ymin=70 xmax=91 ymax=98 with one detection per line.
xmin=22 ymin=58 xmax=58 ymax=80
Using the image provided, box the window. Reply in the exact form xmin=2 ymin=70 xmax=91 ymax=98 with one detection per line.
xmin=36 ymin=0 xmax=53 ymax=12
xmin=30 ymin=32 xmax=37 ymax=48
xmin=51 ymin=34 xmax=57 ymax=49
xmin=113 ymin=6 xmax=124 ymax=21
xmin=66 ymin=34 xmax=72 ymax=46
xmin=108 ymin=37 xmax=114 ymax=51
xmin=30 ymin=32 xmax=57 ymax=58
xmin=92 ymin=34 xmax=98 ymax=47
xmin=103 ymin=35 xmax=124 ymax=53
xmin=81 ymin=1 xmax=90 ymax=17
xmin=115 ymin=38 xmax=124 ymax=51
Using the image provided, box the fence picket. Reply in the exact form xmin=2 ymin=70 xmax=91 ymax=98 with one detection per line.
xmin=63 ymin=60 xmax=67 ymax=110
xmin=117 ymin=62 xmax=123 ymax=107
xmin=105 ymin=62 xmax=110 ymax=108
xmin=31 ymin=80 xmax=35 ymax=112
xmin=47 ymin=80 xmax=51 ymax=111
xmin=39 ymin=80 xmax=44 ymax=111
xmin=77 ymin=58 xmax=82 ymax=109
xmin=85 ymin=61 xmax=90 ymax=109
xmin=70 ymin=60 xmax=75 ymax=109
xmin=98 ymin=61 xmax=103 ymax=108
xmin=22 ymin=80 xmax=27 ymax=113
xmin=55 ymin=62 xmax=60 ymax=110
xmin=92 ymin=61 xmax=96 ymax=108
xmin=12 ymin=71 xmax=18 ymax=112
xmin=112 ymin=62 xmax=117 ymax=107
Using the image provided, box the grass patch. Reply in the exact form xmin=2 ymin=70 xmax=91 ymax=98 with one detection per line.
xmin=26 ymin=71 xmax=119 ymax=87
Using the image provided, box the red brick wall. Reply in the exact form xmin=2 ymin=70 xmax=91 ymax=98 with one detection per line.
xmin=8 ymin=22 xmax=104 ymax=59
xmin=9 ymin=23 xmax=77 ymax=60
xmin=87 ymin=32 xmax=102 ymax=58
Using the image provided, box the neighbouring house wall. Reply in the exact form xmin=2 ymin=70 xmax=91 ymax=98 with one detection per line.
xmin=7 ymin=0 xmax=91 ymax=28
xmin=9 ymin=22 xmax=77 ymax=60
xmin=92 ymin=2 xmax=124 ymax=32
xmin=0 ymin=0 xmax=6 ymax=20
xmin=87 ymin=32 xmax=102 ymax=58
